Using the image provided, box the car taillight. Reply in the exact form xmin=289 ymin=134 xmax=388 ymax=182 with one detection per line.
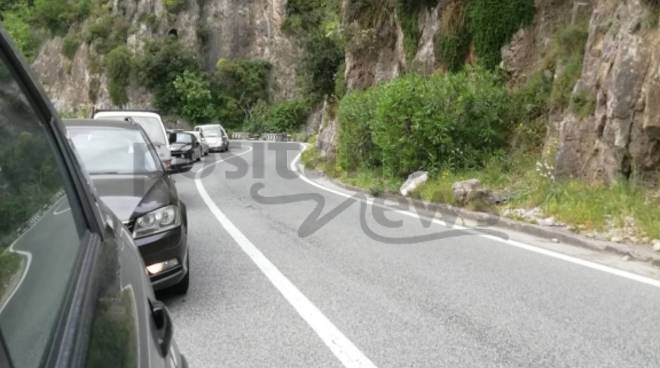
xmin=163 ymin=159 xmax=172 ymax=169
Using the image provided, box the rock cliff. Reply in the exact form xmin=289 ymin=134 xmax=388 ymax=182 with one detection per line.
xmin=30 ymin=0 xmax=301 ymax=114
xmin=554 ymin=0 xmax=660 ymax=184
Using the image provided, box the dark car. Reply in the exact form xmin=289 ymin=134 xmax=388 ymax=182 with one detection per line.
xmin=169 ymin=131 xmax=203 ymax=162
xmin=0 ymin=28 xmax=186 ymax=367
xmin=65 ymin=119 xmax=190 ymax=294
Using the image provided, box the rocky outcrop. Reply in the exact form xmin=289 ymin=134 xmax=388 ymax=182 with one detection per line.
xmin=31 ymin=0 xmax=301 ymax=114
xmin=555 ymin=0 xmax=660 ymax=184
xmin=343 ymin=0 xmax=406 ymax=91
xmin=201 ymin=0 xmax=300 ymax=99
xmin=411 ymin=2 xmax=442 ymax=74
xmin=316 ymin=99 xmax=338 ymax=159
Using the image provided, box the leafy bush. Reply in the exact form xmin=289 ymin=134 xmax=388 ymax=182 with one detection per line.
xmin=468 ymin=0 xmax=535 ymax=69
xmin=283 ymin=0 xmax=329 ymax=34
xmin=1 ymin=3 xmax=39 ymax=60
xmin=246 ymin=100 xmax=310 ymax=133
xmin=105 ymin=46 xmax=133 ymax=106
xmin=396 ymin=0 xmax=437 ymax=62
xmin=337 ymin=88 xmax=380 ymax=171
xmin=300 ymin=34 xmax=344 ymax=100
xmin=32 ymin=0 xmax=90 ymax=35
xmin=283 ymin=0 xmax=344 ymax=101
xmin=570 ymin=89 xmax=596 ymax=118
xmin=136 ymin=38 xmax=200 ymax=114
xmin=548 ymin=24 xmax=589 ymax=110
xmin=338 ymin=67 xmax=512 ymax=177
xmin=211 ymin=58 xmax=273 ymax=128
xmin=434 ymin=0 xmax=470 ymax=72
xmin=173 ymin=70 xmax=214 ymax=124
xmin=62 ymin=34 xmax=81 ymax=59
xmin=164 ymin=0 xmax=186 ymax=13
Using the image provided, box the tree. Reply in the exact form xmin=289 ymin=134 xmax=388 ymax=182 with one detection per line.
xmin=105 ymin=46 xmax=133 ymax=107
xmin=173 ymin=71 xmax=214 ymax=124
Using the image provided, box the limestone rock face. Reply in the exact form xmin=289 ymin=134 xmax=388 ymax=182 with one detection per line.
xmin=343 ymin=0 xmax=406 ymax=91
xmin=316 ymin=99 xmax=338 ymax=160
xmin=554 ymin=0 xmax=660 ymax=184
xmin=30 ymin=0 xmax=302 ymax=114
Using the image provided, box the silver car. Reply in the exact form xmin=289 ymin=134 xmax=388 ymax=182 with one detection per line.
xmin=194 ymin=124 xmax=229 ymax=152
xmin=189 ymin=130 xmax=209 ymax=156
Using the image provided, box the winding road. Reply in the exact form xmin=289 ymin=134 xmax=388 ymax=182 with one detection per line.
xmin=163 ymin=141 xmax=660 ymax=368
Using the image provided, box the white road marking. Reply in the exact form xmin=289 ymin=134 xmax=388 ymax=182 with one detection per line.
xmin=0 ymin=232 xmax=33 ymax=315
xmin=290 ymin=143 xmax=660 ymax=289
xmin=194 ymin=145 xmax=378 ymax=368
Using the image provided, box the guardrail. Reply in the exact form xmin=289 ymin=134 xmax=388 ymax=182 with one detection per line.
xmin=230 ymin=132 xmax=292 ymax=142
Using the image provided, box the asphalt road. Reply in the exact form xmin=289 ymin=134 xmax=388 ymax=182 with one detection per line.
xmin=163 ymin=141 xmax=660 ymax=368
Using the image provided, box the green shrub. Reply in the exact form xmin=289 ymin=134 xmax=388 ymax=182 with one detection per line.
xmin=434 ymin=0 xmax=470 ymax=72
xmin=211 ymin=58 xmax=273 ymax=128
xmin=247 ymin=100 xmax=310 ymax=133
xmin=570 ymin=89 xmax=596 ymax=118
xmin=299 ymin=34 xmax=344 ymax=100
xmin=334 ymin=62 xmax=347 ymax=98
xmin=468 ymin=0 xmax=535 ymax=69
xmin=337 ymin=88 xmax=380 ymax=171
xmin=2 ymin=3 xmax=40 ymax=60
xmin=512 ymin=70 xmax=553 ymax=122
xmin=283 ymin=0 xmax=344 ymax=101
xmin=396 ymin=0 xmax=437 ymax=62
xmin=105 ymin=46 xmax=133 ymax=106
xmin=164 ymin=0 xmax=186 ymax=13
xmin=136 ymin=38 xmax=201 ymax=114
xmin=173 ymin=70 xmax=214 ymax=124
xmin=62 ymin=34 xmax=81 ymax=59
xmin=338 ymin=67 xmax=512 ymax=177
xmin=32 ymin=0 xmax=90 ymax=35
xmin=283 ymin=0 xmax=329 ymax=33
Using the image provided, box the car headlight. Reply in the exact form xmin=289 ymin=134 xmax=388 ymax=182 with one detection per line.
xmin=133 ymin=205 xmax=181 ymax=238
xmin=182 ymin=145 xmax=192 ymax=151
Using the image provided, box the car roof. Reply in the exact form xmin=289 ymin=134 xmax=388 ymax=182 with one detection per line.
xmin=94 ymin=110 xmax=162 ymax=119
xmin=195 ymin=124 xmax=223 ymax=128
xmin=63 ymin=118 xmax=143 ymax=130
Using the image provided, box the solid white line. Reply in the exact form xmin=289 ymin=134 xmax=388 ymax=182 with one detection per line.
xmin=194 ymin=144 xmax=378 ymax=368
xmin=290 ymin=143 xmax=660 ymax=289
xmin=0 ymin=236 xmax=33 ymax=315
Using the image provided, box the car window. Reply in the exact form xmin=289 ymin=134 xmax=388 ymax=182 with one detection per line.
xmin=0 ymin=51 xmax=83 ymax=368
xmin=201 ymin=126 xmax=221 ymax=137
xmin=68 ymin=126 xmax=161 ymax=175
xmin=172 ymin=132 xmax=193 ymax=144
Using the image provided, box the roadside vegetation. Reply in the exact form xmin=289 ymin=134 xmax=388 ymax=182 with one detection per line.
xmin=0 ymin=248 xmax=20 ymax=299
xmin=304 ymin=0 xmax=660 ymax=243
xmin=1 ymin=0 xmax=657 ymax=242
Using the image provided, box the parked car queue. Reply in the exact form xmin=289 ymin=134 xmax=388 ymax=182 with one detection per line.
xmin=0 ymin=25 xmax=234 ymax=368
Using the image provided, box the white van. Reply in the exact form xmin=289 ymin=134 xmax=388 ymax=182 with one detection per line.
xmin=93 ymin=110 xmax=172 ymax=167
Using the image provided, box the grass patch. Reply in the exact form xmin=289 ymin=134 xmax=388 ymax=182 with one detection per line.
xmin=302 ymin=138 xmax=402 ymax=196
xmin=414 ymin=151 xmax=660 ymax=240
xmin=0 ymin=248 xmax=21 ymax=299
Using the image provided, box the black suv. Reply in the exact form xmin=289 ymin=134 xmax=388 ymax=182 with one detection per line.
xmin=0 ymin=28 xmax=186 ymax=367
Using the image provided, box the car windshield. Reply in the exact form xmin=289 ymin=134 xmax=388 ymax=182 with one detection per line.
xmin=200 ymin=126 xmax=222 ymax=137
xmin=68 ymin=127 xmax=160 ymax=175
xmin=102 ymin=116 xmax=167 ymax=145
xmin=171 ymin=133 xmax=193 ymax=144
